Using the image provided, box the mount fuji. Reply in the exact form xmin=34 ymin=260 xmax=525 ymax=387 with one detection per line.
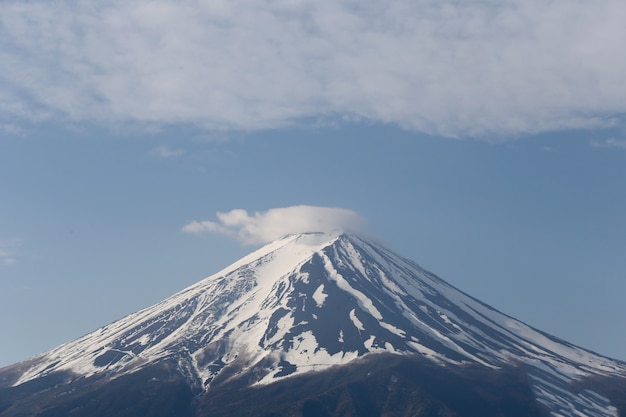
xmin=1 ymin=232 xmax=625 ymax=416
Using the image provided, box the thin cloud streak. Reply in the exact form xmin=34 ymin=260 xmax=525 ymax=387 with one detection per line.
xmin=150 ymin=145 xmax=186 ymax=158
xmin=182 ymin=206 xmax=364 ymax=245
xmin=0 ymin=238 xmax=22 ymax=266
xmin=1 ymin=0 xmax=626 ymax=138
xmin=590 ymin=138 xmax=626 ymax=150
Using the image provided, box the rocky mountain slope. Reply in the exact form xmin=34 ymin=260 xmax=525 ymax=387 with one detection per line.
xmin=1 ymin=232 xmax=625 ymax=416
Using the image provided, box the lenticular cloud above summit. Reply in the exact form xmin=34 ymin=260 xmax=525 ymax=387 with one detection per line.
xmin=182 ymin=206 xmax=363 ymax=244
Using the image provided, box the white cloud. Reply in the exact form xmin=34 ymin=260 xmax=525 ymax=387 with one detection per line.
xmin=590 ymin=138 xmax=626 ymax=150
xmin=150 ymin=145 xmax=186 ymax=158
xmin=1 ymin=0 xmax=626 ymax=138
xmin=0 ymin=238 xmax=22 ymax=266
xmin=182 ymin=206 xmax=363 ymax=244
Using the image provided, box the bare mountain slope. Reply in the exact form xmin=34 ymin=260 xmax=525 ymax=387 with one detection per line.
xmin=2 ymin=232 xmax=625 ymax=416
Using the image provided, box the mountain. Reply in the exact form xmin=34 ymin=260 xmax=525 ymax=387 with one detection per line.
xmin=1 ymin=232 xmax=625 ymax=416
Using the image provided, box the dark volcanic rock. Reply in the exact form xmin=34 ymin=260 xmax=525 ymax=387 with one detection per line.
xmin=0 ymin=363 xmax=193 ymax=417
xmin=196 ymin=354 xmax=551 ymax=417
xmin=1 ymin=355 xmax=552 ymax=417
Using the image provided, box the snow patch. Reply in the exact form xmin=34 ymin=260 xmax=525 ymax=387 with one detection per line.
xmin=380 ymin=322 xmax=406 ymax=337
xmin=321 ymin=253 xmax=383 ymax=321
xmin=349 ymin=309 xmax=365 ymax=331
xmin=256 ymin=330 xmax=360 ymax=385
xmin=312 ymin=284 xmax=327 ymax=307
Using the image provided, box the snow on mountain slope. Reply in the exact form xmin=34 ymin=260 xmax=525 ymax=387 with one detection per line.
xmin=6 ymin=232 xmax=626 ymax=416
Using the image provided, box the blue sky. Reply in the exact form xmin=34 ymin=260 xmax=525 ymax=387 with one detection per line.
xmin=1 ymin=0 xmax=626 ymax=367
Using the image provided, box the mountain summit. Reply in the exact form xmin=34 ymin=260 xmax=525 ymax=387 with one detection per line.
xmin=2 ymin=232 xmax=625 ymax=416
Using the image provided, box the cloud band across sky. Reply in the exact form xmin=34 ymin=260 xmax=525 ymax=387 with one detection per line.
xmin=1 ymin=0 xmax=626 ymax=137
xmin=182 ymin=206 xmax=363 ymax=244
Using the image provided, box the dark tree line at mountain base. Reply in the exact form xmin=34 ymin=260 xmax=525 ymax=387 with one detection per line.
xmin=197 ymin=355 xmax=549 ymax=417
xmin=2 ymin=354 xmax=625 ymax=417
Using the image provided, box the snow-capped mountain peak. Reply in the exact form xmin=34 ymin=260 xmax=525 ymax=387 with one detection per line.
xmin=6 ymin=232 xmax=626 ymax=416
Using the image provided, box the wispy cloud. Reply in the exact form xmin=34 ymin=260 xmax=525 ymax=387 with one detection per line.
xmin=182 ymin=206 xmax=363 ymax=244
xmin=0 ymin=123 xmax=24 ymax=135
xmin=1 ymin=0 xmax=626 ymax=138
xmin=590 ymin=138 xmax=626 ymax=150
xmin=0 ymin=238 xmax=22 ymax=266
xmin=150 ymin=145 xmax=186 ymax=158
